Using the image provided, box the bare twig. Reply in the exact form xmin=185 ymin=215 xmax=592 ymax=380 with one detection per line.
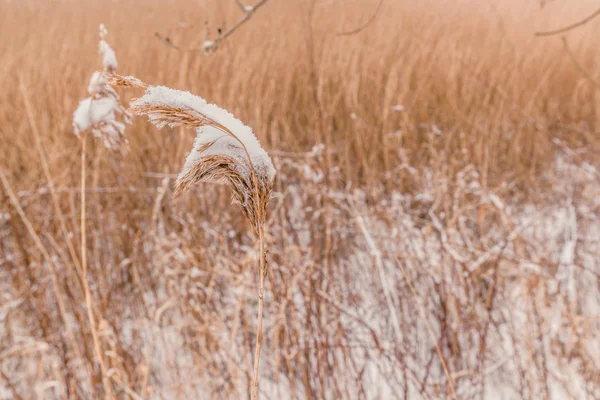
xmin=535 ymin=8 xmax=600 ymax=36
xmin=156 ymin=0 xmax=269 ymax=55
xmin=205 ymin=0 xmax=270 ymax=54
xmin=337 ymin=0 xmax=384 ymax=36
xmin=235 ymin=0 xmax=249 ymax=12
xmin=154 ymin=33 xmax=197 ymax=52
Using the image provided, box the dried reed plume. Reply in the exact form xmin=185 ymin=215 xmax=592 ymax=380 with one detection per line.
xmin=72 ymin=25 xmax=131 ymax=399
xmin=73 ymin=25 xmax=131 ymax=151
xmin=109 ymin=73 xmax=275 ymax=399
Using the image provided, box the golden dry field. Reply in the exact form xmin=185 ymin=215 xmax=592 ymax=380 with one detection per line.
xmin=0 ymin=0 xmax=599 ymax=399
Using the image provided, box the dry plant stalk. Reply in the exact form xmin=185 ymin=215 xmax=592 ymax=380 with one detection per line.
xmin=72 ymin=25 xmax=131 ymax=400
xmin=108 ymin=73 xmax=275 ymax=399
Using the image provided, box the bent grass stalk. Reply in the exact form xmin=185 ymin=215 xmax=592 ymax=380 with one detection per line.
xmin=108 ymin=74 xmax=275 ymax=399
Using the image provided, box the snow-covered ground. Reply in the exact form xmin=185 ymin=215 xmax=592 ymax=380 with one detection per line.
xmin=1 ymin=149 xmax=599 ymax=399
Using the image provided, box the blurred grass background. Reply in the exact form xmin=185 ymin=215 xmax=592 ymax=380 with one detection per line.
xmin=0 ymin=0 xmax=599 ymax=399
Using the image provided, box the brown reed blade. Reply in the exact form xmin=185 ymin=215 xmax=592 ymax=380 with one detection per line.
xmin=106 ymin=74 xmax=149 ymax=90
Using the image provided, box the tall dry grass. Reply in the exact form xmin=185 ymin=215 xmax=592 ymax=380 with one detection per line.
xmin=1 ymin=0 xmax=599 ymax=399
xmin=1 ymin=0 xmax=598 ymax=190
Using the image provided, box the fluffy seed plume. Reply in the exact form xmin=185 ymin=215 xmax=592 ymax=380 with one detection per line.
xmin=109 ymin=74 xmax=276 ymax=231
xmin=73 ymin=25 xmax=131 ymax=151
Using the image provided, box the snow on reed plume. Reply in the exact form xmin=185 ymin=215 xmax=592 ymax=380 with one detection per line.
xmin=108 ymin=74 xmax=275 ymax=398
xmin=73 ymin=25 xmax=130 ymax=151
xmin=108 ymin=74 xmax=276 ymax=231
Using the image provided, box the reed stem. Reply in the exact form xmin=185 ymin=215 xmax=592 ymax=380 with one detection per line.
xmin=80 ymin=134 xmax=114 ymax=399
xmin=251 ymin=224 xmax=267 ymax=400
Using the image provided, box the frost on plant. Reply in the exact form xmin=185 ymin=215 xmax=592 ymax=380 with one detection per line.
xmin=132 ymin=85 xmax=275 ymax=182
xmin=110 ymin=75 xmax=275 ymax=230
xmin=73 ymin=25 xmax=130 ymax=151
xmin=98 ymin=24 xmax=117 ymax=72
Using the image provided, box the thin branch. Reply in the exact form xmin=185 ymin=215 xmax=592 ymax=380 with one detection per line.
xmin=204 ymin=0 xmax=269 ymax=54
xmin=156 ymin=0 xmax=269 ymax=55
xmin=154 ymin=33 xmax=197 ymax=52
xmin=235 ymin=0 xmax=248 ymax=12
xmin=535 ymin=8 xmax=600 ymax=36
xmin=337 ymin=0 xmax=384 ymax=36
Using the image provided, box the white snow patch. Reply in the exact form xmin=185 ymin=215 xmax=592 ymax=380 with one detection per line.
xmin=99 ymin=40 xmax=117 ymax=71
xmin=132 ymin=85 xmax=275 ymax=183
